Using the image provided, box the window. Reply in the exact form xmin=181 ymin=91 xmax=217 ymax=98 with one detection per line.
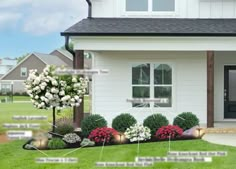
xmin=1 ymin=84 xmax=11 ymax=94
xmin=21 ymin=67 xmax=27 ymax=77
xmin=132 ymin=63 xmax=173 ymax=108
xmin=132 ymin=64 xmax=150 ymax=107
xmin=126 ymin=0 xmax=148 ymax=11
xmin=126 ymin=0 xmax=175 ymax=12
xmin=154 ymin=64 xmax=172 ymax=107
xmin=152 ymin=0 xmax=175 ymax=11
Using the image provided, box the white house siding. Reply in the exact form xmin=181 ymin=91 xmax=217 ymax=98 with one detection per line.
xmin=92 ymin=0 xmax=236 ymax=18
xmin=0 ymin=80 xmax=25 ymax=93
xmin=92 ymin=51 xmax=207 ymax=126
xmin=13 ymin=81 xmax=25 ymax=93
xmin=214 ymin=52 xmax=236 ymax=122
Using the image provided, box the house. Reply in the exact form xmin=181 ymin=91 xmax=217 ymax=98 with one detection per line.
xmin=0 ymin=50 xmax=73 ymax=94
xmin=0 ymin=58 xmax=17 ymax=78
xmin=61 ymin=0 xmax=236 ymax=128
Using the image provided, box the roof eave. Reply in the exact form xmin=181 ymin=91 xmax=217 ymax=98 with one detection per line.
xmin=61 ymin=32 xmax=236 ymax=37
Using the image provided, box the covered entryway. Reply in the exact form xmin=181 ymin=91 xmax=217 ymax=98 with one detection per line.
xmin=214 ymin=52 xmax=236 ymax=124
xmin=224 ymin=65 xmax=236 ymax=118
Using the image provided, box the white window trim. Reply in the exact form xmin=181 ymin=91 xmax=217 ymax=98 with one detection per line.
xmin=20 ymin=67 xmax=27 ymax=77
xmin=122 ymin=0 xmax=179 ymax=17
xmin=130 ymin=62 xmax=175 ymax=110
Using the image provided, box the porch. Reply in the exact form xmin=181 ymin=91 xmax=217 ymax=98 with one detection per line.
xmin=68 ymin=36 xmax=236 ymax=128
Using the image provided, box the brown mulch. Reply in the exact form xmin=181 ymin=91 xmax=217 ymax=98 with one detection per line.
xmin=0 ymin=134 xmax=10 ymax=143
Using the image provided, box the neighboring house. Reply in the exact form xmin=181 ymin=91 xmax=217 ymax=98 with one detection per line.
xmin=0 ymin=58 xmax=17 ymax=78
xmin=0 ymin=51 xmax=73 ymax=94
xmin=51 ymin=49 xmax=91 ymax=69
xmin=61 ymin=0 xmax=236 ymax=127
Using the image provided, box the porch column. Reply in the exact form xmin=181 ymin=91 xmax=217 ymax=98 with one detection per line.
xmin=74 ymin=50 xmax=84 ymax=128
xmin=207 ymin=51 xmax=214 ymax=128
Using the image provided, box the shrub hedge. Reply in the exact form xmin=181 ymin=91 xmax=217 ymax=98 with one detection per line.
xmin=173 ymin=112 xmax=199 ymax=131
xmin=112 ymin=113 xmax=137 ymax=132
xmin=81 ymin=114 xmax=107 ymax=137
xmin=143 ymin=114 xmax=169 ymax=135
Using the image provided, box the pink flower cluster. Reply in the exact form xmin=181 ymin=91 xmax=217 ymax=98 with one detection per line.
xmin=155 ymin=125 xmax=183 ymax=140
xmin=88 ymin=127 xmax=118 ymax=144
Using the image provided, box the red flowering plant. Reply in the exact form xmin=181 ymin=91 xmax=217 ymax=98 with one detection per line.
xmin=88 ymin=127 xmax=118 ymax=145
xmin=155 ymin=125 xmax=183 ymax=140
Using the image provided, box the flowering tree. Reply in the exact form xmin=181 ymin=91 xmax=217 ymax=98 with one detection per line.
xmin=25 ymin=65 xmax=88 ymax=132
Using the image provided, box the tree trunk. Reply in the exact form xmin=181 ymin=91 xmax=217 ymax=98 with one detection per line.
xmin=52 ymin=107 xmax=56 ymax=133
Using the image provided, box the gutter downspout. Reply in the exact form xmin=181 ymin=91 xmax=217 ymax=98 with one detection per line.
xmin=86 ymin=0 xmax=92 ymax=18
xmin=65 ymin=36 xmax=75 ymax=68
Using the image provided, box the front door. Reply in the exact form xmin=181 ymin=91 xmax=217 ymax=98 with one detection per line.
xmin=224 ymin=66 xmax=236 ymax=118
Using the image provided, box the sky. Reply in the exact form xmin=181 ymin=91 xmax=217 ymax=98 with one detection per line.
xmin=0 ymin=0 xmax=88 ymax=59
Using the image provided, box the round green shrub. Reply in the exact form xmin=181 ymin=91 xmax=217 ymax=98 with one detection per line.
xmin=48 ymin=138 xmax=66 ymax=149
xmin=55 ymin=117 xmax=74 ymax=135
xmin=81 ymin=114 xmax=107 ymax=137
xmin=173 ymin=112 xmax=199 ymax=131
xmin=143 ymin=114 xmax=169 ymax=135
xmin=112 ymin=113 xmax=137 ymax=132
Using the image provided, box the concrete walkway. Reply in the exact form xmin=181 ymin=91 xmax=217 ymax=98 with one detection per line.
xmin=203 ymin=134 xmax=236 ymax=147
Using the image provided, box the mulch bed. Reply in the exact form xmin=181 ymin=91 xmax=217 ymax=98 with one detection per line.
xmin=0 ymin=134 xmax=10 ymax=144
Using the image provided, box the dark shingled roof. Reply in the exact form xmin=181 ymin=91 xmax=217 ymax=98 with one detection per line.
xmin=61 ymin=18 xmax=236 ymax=36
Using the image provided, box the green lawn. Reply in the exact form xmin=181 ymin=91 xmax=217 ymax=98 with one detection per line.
xmin=0 ymin=140 xmax=235 ymax=169
xmin=0 ymin=95 xmax=30 ymax=102
xmin=0 ymin=95 xmax=90 ymax=109
xmin=0 ymin=96 xmax=90 ymax=134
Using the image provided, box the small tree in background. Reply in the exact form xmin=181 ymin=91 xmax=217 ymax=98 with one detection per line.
xmin=25 ymin=65 xmax=88 ymax=132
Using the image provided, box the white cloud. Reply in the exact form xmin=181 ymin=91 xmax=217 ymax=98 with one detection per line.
xmin=0 ymin=12 xmax=22 ymax=29
xmin=22 ymin=0 xmax=88 ymax=35
xmin=0 ymin=0 xmax=87 ymax=35
xmin=0 ymin=0 xmax=32 ymax=8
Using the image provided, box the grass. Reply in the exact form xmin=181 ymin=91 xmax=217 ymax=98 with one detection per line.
xmin=0 ymin=96 xmax=90 ymax=134
xmin=0 ymin=95 xmax=90 ymax=110
xmin=0 ymin=140 xmax=235 ymax=169
xmin=0 ymin=96 xmax=30 ymax=102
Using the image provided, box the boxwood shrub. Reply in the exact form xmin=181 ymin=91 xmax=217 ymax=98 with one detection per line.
xmin=143 ymin=114 xmax=169 ymax=135
xmin=48 ymin=138 xmax=66 ymax=149
xmin=81 ymin=114 xmax=107 ymax=137
xmin=112 ymin=113 xmax=137 ymax=132
xmin=173 ymin=112 xmax=199 ymax=131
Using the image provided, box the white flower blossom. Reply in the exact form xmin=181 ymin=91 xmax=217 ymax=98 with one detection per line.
xmin=45 ymin=93 xmax=53 ymax=100
xmin=24 ymin=65 xmax=88 ymax=110
xmin=51 ymin=80 xmax=58 ymax=86
xmin=124 ymin=124 xmax=151 ymax=142
xmin=51 ymin=88 xmax=59 ymax=94
xmin=72 ymin=77 xmax=77 ymax=83
xmin=74 ymin=95 xmax=80 ymax=101
xmin=33 ymin=77 xmax=41 ymax=85
xmin=59 ymin=90 xmax=65 ymax=96
xmin=63 ymin=133 xmax=81 ymax=144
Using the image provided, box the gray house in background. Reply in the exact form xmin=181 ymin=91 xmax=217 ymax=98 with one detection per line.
xmin=0 ymin=49 xmax=74 ymax=94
